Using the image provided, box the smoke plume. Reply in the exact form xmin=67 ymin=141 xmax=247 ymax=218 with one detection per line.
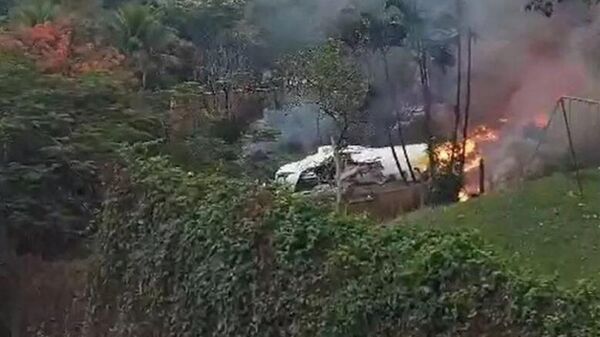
xmin=252 ymin=0 xmax=600 ymax=187
xmin=462 ymin=0 xmax=600 ymax=188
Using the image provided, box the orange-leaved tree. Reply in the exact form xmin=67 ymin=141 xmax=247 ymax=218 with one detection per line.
xmin=19 ymin=22 xmax=72 ymax=72
xmin=0 ymin=20 xmax=127 ymax=75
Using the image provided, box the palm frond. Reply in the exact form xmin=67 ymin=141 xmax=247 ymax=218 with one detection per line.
xmin=111 ymin=3 xmax=176 ymax=54
xmin=11 ymin=0 xmax=59 ymax=27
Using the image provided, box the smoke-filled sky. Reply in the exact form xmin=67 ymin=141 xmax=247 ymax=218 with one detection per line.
xmin=465 ymin=0 xmax=592 ymax=126
xmin=255 ymin=0 xmax=600 ymax=172
xmin=463 ymin=0 xmax=600 ymax=186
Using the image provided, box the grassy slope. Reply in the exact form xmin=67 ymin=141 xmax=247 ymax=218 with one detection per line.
xmin=401 ymin=169 xmax=600 ymax=286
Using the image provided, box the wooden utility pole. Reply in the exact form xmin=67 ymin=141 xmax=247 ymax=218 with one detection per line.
xmin=418 ymin=49 xmax=434 ymax=173
xmin=450 ymin=0 xmax=464 ymax=170
xmin=479 ymin=158 xmax=485 ymax=195
xmin=460 ymin=28 xmax=474 ymax=173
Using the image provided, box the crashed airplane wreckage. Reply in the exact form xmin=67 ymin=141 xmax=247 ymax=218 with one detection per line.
xmin=275 ymin=144 xmax=429 ymax=218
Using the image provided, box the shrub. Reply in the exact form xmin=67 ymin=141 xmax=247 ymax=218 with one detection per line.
xmin=89 ymin=148 xmax=600 ymax=337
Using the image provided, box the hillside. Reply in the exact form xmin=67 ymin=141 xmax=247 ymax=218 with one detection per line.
xmin=402 ymin=169 xmax=600 ymax=286
xmin=87 ymin=150 xmax=600 ymax=337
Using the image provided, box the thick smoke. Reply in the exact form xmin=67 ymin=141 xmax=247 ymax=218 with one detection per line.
xmin=462 ymin=0 xmax=600 ymax=188
xmin=247 ymin=0 xmax=354 ymax=52
xmin=252 ymin=0 xmax=600 ymax=187
xmin=262 ymin=104 xmax=336 ymax=152
xmin=466 ymin=0 xmax=589 ymax=126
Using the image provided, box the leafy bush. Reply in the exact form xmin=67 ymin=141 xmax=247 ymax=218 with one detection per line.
xmin=88 ymin=147 xmax=600 ymax=337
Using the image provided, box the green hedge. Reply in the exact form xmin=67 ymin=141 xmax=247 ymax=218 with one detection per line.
xmin=89 ymin=148 xmax=600 ymax=337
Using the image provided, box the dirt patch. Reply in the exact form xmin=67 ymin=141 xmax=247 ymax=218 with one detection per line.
xmin=18 ymin=255 xmax=89 ymax=337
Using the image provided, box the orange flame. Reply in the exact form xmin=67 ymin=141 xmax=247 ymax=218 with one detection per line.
xmin=434 ymin=125 xmax=499 ymax=174
xmin=459 ymin=190 xmax=470 ymax=202
xmin=533 ymin=114 xmax=549 ymax=128
xmin=437 ymin=107 xmax=554 ymax=202
xmin=471 ymin=125 xmax=500 ymax=142
xmin=433 ymin=125 xmax=500 ymax=202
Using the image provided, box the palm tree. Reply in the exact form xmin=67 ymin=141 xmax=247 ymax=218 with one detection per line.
xmin=388 ymin=0 xmax=456 ymax=152
xmin=382 ymin=0 xmax=465 ymax=203
xmin=11 ymin=0 xmax=58 ymax=27
xmin=356 ymin=9 xmax=416 ymax=183
xmin=110 ymin=3 xmax=177 ymax=88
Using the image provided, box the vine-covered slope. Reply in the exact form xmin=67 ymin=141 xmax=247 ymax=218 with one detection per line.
xmin=89 ymin=149 xmax=600 ymax=337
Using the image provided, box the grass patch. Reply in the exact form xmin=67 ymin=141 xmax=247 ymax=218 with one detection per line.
xmin=401 ymin=169 xmax=600 ymax=286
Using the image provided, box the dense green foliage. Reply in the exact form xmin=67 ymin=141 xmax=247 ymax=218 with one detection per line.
xmin=526 ymin=0 xmax=600 ymax=16
xmin=110 ymin=3 xmax=179 ymax=88
xmin=90 ymin=148 xmax=600 ymax=337
xmin=0 ymin=54 xmax=161 ymax=256
xmin=281 ymin=41 xmax=368 ymax=143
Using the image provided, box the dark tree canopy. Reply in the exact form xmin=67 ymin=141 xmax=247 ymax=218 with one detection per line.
xmin=526 ymin=0 xmax=600 ymax=16
xmin=0 ymin=54 xmax=161 ymax=257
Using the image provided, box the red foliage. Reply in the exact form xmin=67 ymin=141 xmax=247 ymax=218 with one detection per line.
xmin=0 ymin=21 xmax=127 ymax=75
xmin=20 ymin=22 xmax=73 ymax=72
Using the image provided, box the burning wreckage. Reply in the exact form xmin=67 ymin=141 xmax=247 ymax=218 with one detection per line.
xmin=275 ymin=144 xmax=429 ymax=199
xmin=275 ymin=123 xmax=501 ymax=209
xmin=275 ymin=103 xmax=560 ymax=209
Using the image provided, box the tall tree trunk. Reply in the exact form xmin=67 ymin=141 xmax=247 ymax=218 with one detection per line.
xmin=365 ymin=51 xmax=376 ymax=84
xmin=382 ymin=50 xmax=416 ymax=181
xmin=331 ymin=137 xmax=343 ymax=212
xmin=418 ymin=48 xmax=434 ymax=175
xmin=411 ymin=1 xmax=433 ymax=174
xmin=210 ymin=80 xmax=218 ymax=110
xmin=388 ymin=129 xmax=408 ymax=184
xmin=450 ymin=0 xmax=463 ymax=171
xmin=396 ymin=113 xmax=417 ymax=182
xmin=460 ymin=29 xmax=474 ymax=172
xmin=223 ymin=86 xmax=231 ymax=119
xmin=316 ymin=113 xmax=321 ymax=146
